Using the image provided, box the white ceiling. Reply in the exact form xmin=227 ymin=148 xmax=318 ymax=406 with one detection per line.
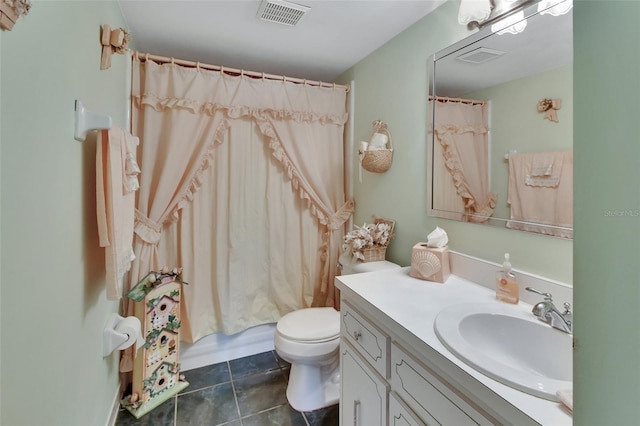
xmin=118 ymin=0 xmax=448 ymax=82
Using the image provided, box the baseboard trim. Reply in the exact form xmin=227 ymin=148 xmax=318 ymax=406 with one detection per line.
xmin=180 ymin=323 xmax=276 ymax=371
xmin=105 ymin=383 xmax=123 ymax=426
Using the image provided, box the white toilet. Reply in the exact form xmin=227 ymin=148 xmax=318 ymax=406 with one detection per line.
xmin=274 ymin=260 xmax=401 ymax=412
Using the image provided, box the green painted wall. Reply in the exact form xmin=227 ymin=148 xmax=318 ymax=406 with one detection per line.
xmin=574 ymin=1 xmax=640 ymax=424
xmin=337 ymin=0 xmax=572 ymax=284
xmin=0 ymin=1 xmax=128 ymax=424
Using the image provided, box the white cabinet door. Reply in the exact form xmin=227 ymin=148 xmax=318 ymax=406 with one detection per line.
xmin=340 ymin=341 xmax=389 ymax=426
xmin=391 ymin=343 xmax=492 ymax=426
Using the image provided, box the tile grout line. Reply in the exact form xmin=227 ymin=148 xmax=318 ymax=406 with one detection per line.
xmin=173 ymin=394 xmax=178 ymax=426
xmin=228 ymin=360 xmax=244 ymax=425
xmin=176 ymin=380 xmax=234 ymax=397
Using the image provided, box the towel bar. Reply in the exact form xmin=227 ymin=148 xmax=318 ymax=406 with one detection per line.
xmin=74 ymin=100 xmax=112 ymax=142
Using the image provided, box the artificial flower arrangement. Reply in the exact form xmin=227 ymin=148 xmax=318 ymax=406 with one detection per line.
xmin=127 ymin=267 xmax=189 ymax=303
xmin=148 ymin=266 xmax=185 ymax=286
xmin=342 ymin=218 xmax=395 ymax=263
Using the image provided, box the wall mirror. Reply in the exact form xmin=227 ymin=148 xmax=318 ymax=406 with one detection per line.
xmin=428 ymin=0 xmax=573 ymax=238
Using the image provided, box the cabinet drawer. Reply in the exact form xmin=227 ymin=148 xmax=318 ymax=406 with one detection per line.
xmin=341 ymin=302 xmax=389 ymax=378
xmin=389 ymin=391 xmax=431 ymax=426
xmin=391 ymin=343 xmax=491 ymax=426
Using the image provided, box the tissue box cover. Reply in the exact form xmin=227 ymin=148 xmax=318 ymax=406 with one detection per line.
xmin=409 ymin=243 xmax=450 ymax=283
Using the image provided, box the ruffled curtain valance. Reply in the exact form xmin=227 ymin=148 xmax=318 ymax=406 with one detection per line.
xmin=135 ymin=60 xmax=348 ymax=119
xmin=133 ymin=93 xmax=348 ymax=125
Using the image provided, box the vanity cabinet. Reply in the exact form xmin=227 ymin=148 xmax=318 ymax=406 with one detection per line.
xmin=340 ymin=300 xmax=495 ymax=426
xmin=389 ymin=391 xmax=426 ymax=426
xmin=340 ymin=302 xmax=390 ymax=425
xmin=390 ymin=342 xmax=491 ymax=425
xmin=336 ymin=265 xmax=572 ymax=426
xmin=341 ymin=302 xmax=389 ymax=378
xmin=340 ymin=341 xmax=389 ymax=426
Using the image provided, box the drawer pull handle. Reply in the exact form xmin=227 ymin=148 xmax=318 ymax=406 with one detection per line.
xmin=353 ymin=331 xmax=362 ymax=341
xmin=353 ymin=399 xmax=360 ymax=426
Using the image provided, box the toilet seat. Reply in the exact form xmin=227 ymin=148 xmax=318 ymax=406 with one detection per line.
xmin=277 ymin=307 xmax=340 ymax=342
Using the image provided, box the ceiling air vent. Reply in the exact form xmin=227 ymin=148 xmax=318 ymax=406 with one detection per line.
xmin=257 ymin=0 xmax=310 ymax=27
xmin=457 ymin=47 xmax=506 ymax=64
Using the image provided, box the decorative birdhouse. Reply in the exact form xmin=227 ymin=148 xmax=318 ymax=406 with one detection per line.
xmin=121 ymin=268 xmax=189 ymax=418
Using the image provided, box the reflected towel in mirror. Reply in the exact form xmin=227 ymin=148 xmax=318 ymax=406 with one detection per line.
xmin=526 ymin=151 xmax=565 ymax=187
xmin=507 ymin=151 xmax=573 ymax=238
xmin=530 ymin=153 xmax=555 ymax=176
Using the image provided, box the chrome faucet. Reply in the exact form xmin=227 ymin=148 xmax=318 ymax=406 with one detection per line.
xmin=525 ymin=287 xmax=573 ymax=334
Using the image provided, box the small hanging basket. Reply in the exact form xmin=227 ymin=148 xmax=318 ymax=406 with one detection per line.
xmin=360 ymin=120 xmax=394 ymax=173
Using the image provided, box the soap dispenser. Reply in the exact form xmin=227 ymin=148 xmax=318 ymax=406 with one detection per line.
xmin=496 ymin=253 xmax=519 ymax=304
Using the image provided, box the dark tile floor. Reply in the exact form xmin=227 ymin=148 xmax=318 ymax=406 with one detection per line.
xmin=115 ymin=350 xmax=339 ymax=426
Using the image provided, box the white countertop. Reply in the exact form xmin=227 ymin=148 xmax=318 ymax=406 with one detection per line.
xmin=335 ymin=267 xmax=573 ymax=426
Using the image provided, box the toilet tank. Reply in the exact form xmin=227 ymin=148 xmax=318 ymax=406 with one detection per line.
xmin=342 ymin=260 xmax=401 ymax=275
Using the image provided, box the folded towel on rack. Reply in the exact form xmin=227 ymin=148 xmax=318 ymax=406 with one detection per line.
xmin=123 ymin=136 xmax=140 ymax=193
xmin=458 ymin=0 xmax=492 ymax=25
xmin=507 ymin=151 xmax=573 ymax=238
xmin=530 ymin=153 xmax=555 ymax=177
xmin=525 ymin=151 xmax=565 ymax=187
xmin=96 ymin=127 xmax=140 ymax=300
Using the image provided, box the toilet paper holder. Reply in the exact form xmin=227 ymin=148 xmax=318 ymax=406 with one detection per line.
xmin=103 ymin=313 xmax=144 ymax=358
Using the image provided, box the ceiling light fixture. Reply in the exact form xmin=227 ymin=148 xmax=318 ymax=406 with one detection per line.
xmin=491 ymin=11 xmax=528 ymax=35
xmin=538 ymin=0 xmax=573 ymax=17
xmin=488 ymin=0 xmax=572 ymax=35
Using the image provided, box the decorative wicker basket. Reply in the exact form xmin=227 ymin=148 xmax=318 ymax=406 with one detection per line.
xmin=361 ymin=246 xmax=387 ymax=262
xmin=360 ymin=217 xmax=395 ymax=263
xmin=361 ymin=120 xmax=393 ymax=173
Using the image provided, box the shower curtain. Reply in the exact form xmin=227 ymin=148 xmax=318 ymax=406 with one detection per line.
xmin=433 ymin=100 xmax=496 ymax=223
xmin=122 ymin=58 xmax=353 ymax=370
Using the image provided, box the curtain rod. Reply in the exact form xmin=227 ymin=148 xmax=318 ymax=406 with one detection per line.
xmin=429 ymin=95 xmax=487 ymax=106
xmin=133 ymin=51 xmax=350 ymax=92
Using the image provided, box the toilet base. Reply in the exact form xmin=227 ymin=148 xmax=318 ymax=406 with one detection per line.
xmin=285 ymin=358 xmax=340 ymax=412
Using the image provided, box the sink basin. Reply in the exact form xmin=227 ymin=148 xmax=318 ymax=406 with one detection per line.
xmin=434 ymin=302 xmax=572 ymax=401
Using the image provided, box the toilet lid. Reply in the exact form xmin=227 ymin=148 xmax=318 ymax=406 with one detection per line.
xmin=277 ymin=307 xmax=340 ymax=342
